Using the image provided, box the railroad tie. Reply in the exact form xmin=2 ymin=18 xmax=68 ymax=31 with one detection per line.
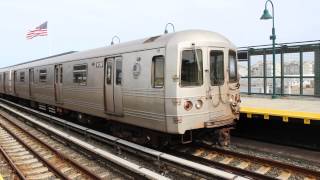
xmin=236 ymin=161 xmax=250 ymax=169
xmin=22 ymin=162 xmax=43 ymax=169
xmin=5 ymin=148 xmax=25 ymax=153
xmin=26 ymin=172 xmax=54 ymax=179
xmin=276 ymin=171 xmax=291 ymax=180
xmin=14 ymin=158 xmax=38 ymax=166
xmin=69 ymin=173 xmax=82 ymax=179
xmin=9 ymin=151 xmax=29 ymax=157
xmin=203 ymin=152 xmax=217 ymax=160
xmin=24 ymin=167 xmax=49 ymax=176
xmin=192 ymin=148 xmax=205 ymax=156
xmin=255 ymin=165 xmax=271 ymax=174
xmin=220 ymin=157 xmax=233 ymax=164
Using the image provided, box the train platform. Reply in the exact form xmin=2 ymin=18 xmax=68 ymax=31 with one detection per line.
xmin=240 ymin=95 xmax=320 ymax=124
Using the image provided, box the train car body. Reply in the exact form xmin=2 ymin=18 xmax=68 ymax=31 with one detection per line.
xmin=0 ymin=30 xmax=240 ymax=145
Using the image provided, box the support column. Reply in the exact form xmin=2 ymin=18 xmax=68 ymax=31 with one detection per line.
xmin=299 ymin=50 xmax=303 ymax=95
xmin=263 ymin=49 xmax=267 ymax=94
xmin=280 ymin=50 xmax=284 ymax=95
xmin=315 ymin=47 xmax=320 ymax=97
xmin=248 ymin=50 xmax=252 ymax=95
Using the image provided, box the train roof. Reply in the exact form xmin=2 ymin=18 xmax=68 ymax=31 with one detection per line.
xmin=0 ymin=29 xmax=236 ymax=71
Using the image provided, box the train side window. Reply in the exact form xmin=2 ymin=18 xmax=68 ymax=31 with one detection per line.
xmin=73 ymin=64 xmax=87 ymax=85
xmin=152 ymin=56 xmax=164 ymax=88
xmin=229 ymin=50 xmax=238 ymax=83
xmin=210 ymin=50 xmax=224 ymax=86
xmin=20 ymin=72 xmax=25 ymax=82
xmin=116 ymin=60 xmax=122 ymax=85
xmin=39 ymin=69 xmax=47 ymax=82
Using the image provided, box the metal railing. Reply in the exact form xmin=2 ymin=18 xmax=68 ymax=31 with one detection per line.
xmin=237 ymin=41 xmax=320 ymax=97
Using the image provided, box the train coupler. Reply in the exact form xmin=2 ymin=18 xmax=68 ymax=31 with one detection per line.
xmin=214 ymin=128 xmax=231 ymax=146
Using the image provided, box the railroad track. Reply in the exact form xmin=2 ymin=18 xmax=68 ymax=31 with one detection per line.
xmin=0 ymin=112 xmax=109 ymax=179
xmin=0 ymin=135 xmax=16 ymax=179
xmin=0 ymin=98 xmax=251 ymax=180
xmin=172 ymin=143 xmax=320 ymax=180
xmin=0 ymin=104 xmax=168 ymax=180
xmin=1 ymin=98 xmax=319 ymax=180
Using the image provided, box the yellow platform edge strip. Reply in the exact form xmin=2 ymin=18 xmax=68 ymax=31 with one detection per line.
xmin=240 ymin=106 xmax=320 ymax=121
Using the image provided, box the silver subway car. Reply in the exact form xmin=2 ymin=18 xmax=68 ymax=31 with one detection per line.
xmin=0 ymin=30 xmax=240 ymax=146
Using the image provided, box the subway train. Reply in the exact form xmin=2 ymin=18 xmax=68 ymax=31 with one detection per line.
xmin=0 ymin=30 xmax=241 ymax=146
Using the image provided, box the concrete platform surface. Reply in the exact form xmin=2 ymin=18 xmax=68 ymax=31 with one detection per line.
xmin=240 ymin=96 xmax=320 ymax=122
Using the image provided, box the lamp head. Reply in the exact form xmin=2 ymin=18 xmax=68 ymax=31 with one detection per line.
xmin=260 ymin=9 xmax=273 ymax=20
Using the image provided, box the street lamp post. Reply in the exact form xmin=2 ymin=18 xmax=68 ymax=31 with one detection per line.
xmin=260 ymin=0 xmax=277 ymax=98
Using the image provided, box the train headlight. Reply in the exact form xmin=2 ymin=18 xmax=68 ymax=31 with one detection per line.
xmin=184 ymin=101 xmax=193 ymax=111
xmin=195 ymin=100 xmax=203 ymax=109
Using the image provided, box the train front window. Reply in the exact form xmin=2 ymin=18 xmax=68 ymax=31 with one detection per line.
xmin=229 ymin=50 xmax=238 ymax=83
xmin=181 ymin=49 xmax=203 ymax=86
xmin=210 ymin=50 xmax=224 ymax=86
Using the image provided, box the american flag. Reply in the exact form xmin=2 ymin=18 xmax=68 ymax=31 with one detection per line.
xmin=26 ymin=21 xmax=48 ymax=39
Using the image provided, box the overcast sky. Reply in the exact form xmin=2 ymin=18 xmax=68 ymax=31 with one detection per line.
xmin=0 ymin=0 xmax=319 ymax=68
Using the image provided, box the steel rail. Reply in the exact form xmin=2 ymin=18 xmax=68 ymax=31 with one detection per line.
xmin=0 ymin=100 xmax=169 ymax=180
xmin=197 ymin=143 xmax=320 ymax=179
xmin=0 ymin=98 xmax=249 ymax=180
xmin=0 ymin=117 xmax=70 ymax=180
xmin=0 ymin=145 xmax=26 ymax=180
xmin=0 ymin=111 xmax=101 ymax=180
xmin=170 ymin=148 xmax=274 ymax=180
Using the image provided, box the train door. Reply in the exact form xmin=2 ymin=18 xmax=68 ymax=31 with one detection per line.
xmin=2 ymin=72 xmax=6 ymax=93
xmin=29 ymin=68 xmax=34 ymax=97
xmin=0 ymin=73 xmax=2 ymax=93
xmin=208 ymin=47 xmax=228 ymax=109
xmin=13 ymin=70 xmax=17 ymax=94
xmin=54 ymin=64 xmax=63 ymax=103
xmin=104 ymin=57 xmax=123 ymax=115
xmin=8 ymin=71 xmax=12 ymax=93
xmin=3 ymin=72 xmax=6 ymax=93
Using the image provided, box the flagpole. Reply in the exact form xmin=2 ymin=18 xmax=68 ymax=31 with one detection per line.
xmin=48 ymin=34 xmax=52 ymax=56
xmin=48 ymin=21 xmax=52 ymax=56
